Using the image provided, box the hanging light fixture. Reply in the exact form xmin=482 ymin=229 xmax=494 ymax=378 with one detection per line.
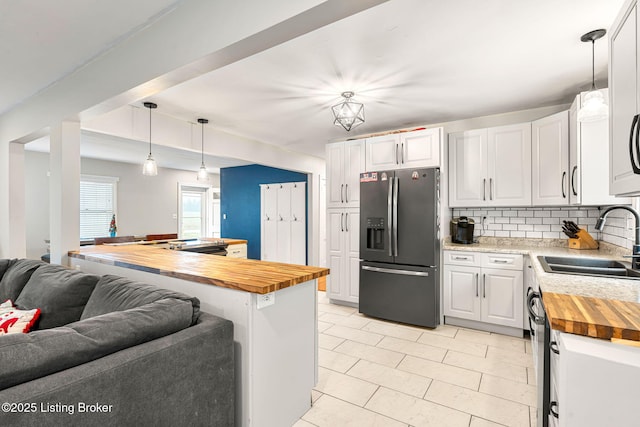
xmin=332 ymin=91 xmax=364 ymax=131
xmin=197 ymin=118 xmax=209 ymax=181
xmin=577 ymin=29 xmax=608 ymax=122
xmin=142 ymin=102 xmax=158 ymax=176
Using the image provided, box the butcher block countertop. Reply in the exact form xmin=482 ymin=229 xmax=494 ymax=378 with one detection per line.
xmin=444 ymin=237 xmax=640 ymax=342
xmin=69 ymin=244 xmax=328 ymax=294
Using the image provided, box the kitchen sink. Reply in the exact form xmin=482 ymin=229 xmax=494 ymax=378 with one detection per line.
xmin=537 ymin=255 xmax=640 ymax=279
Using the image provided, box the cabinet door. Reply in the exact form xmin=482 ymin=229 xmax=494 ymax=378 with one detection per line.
xmin=443 ymin=265 xmax=481 ymax=321
xmin=276 ymin=183 xmax=291 ymax=221
xmin=487 ymin=123 xmax=532 ymax=206
xmin=569 ymin=96 xmax=581 ymax=205
xmin=481 ymin=268 xmax=523 ymax=328
xmin=345 ymin=141 xmax=365 ymax=207
xmin=327 ymin=210 xmax=345 ymax=299
xmin=610 ymin=2 xmax=640 ymax=195
xmin=326 ymin=143 xmax=345 ymax=208
xmin=532 ymin=111 xmax=569 ymax=205
xmin=263 ymin=185 xmax=278 ymax=221
xmin=262 ymin=220 xmax=278 ymax=261
xmin=366 ymin=134 xmax=399 ymax=171
xmin=448 ymin=129 xmax=488 ymax=207
xmin=290 ymin=182 xmax=306 ymax=222
xmin=345 ymin=209 xmax=360 ymax=302
xmin=399 ymin=128 xmax=441 ymax=169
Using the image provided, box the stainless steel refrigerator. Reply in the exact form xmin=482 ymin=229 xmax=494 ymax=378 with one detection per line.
xmin=359 ymin=167 xmax=440 ymax=328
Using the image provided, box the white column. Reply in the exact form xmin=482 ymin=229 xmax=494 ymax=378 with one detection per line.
xmin=49 ymin=121 xmax=81 ymax=265
xmin=0 ymin=141 xmax=26 ymax=258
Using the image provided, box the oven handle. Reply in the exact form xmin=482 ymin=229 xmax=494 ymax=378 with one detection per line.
xmin=526 ymin=287 xmax=536 ymax=334
xmin=526 ymin=290 xmax=545 ymax=325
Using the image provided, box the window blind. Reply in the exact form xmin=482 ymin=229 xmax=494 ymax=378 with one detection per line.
xmin=80 ymin=176 xmax=118 ymax=240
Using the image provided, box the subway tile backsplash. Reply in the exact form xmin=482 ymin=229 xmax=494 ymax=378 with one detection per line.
xmin=451 ymin=206 xmax=636 ymax=250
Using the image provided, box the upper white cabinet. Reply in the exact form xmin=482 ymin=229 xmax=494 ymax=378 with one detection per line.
xmin=610 ymin=0 xmax=640 ymax=196
xmin=532 ymin=110 xmax=569 ymax=205
xmin=326 ymin=140 xmax=364 ymax=208
xmin=449 ymin=123 xmax=531 ymax=207
xmin=365 ymin=128 xmax=441 ymax=171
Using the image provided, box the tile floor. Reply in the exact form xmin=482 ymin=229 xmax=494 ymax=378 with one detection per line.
xmin=295 ymin=292 xmax=537 ymax=427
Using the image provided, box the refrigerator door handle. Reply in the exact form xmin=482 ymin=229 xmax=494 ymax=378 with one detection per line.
xmin=387 ymin=178 xmax=393 ymax=257
xmin=362 ymin=265 xmax=430 ymax=277
xmin=393 ymin=176 xmax=399 ymax=257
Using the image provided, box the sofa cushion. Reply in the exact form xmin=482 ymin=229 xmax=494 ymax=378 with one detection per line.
xmin=0 ymin=298 xmax=193 ymax=391
xmin=0 ymin=259 xmax=13 ymax=283
xmin=0 ymin=259 xmax=43 ymax=303
xmin=15 ymin=264 xmax=99 ymax=330
xmin=81 ymin=275 xmax=200 ymax=325
xmin=0 ymin=300 xmax=41 ymax=334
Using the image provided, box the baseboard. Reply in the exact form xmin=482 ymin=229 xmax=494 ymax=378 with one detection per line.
xmin=445 ymin=316 xmax=524 ymax=338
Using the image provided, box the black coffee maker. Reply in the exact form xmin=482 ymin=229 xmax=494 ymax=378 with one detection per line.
xmin=450 ymin=216 xmax=475 ymax=244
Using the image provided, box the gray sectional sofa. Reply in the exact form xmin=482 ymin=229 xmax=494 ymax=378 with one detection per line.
xmin=0 ymin=259 xmax=234 ymax=427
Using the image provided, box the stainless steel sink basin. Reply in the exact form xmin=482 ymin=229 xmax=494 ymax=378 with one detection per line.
xmin=537 ymin=255 xmax=640 ymax=279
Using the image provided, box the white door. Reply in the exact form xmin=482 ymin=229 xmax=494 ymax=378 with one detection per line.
xmin=290 ymin=183 xmax=306 ymax=265
xmin=610 ymin=3 xmax=640 ymax=195
xmin=399 ymin=128 xmax=441 ymax=169
xmin=448 ymin=129 xmax=488 ymax=207
xmin=344 ymin=141 xmax=365 ymax=207
xmin=345 ymin=208 xmax=360 ymax=302
xmin=481 ymin=268 xmax=523 ymax=328
xmin=326 ymin=143 xmax=345 ymax=208
xmin=366 ymin=134 xmax=399 ymax=171
xmin=532 ymin=110 xmax=569 ymax=205
xmin=443 ymin=265 xmax=481 ymax=321
xmin=487 ymin=123 xmax=532 ymax=206
xmin=327 ymin=210 xmax=345 ymax=300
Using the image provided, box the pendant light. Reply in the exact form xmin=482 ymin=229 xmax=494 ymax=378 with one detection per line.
xmin=197 ymin=118 xmax=209 ymax=181
xmin=577 ymin=29 xmax=608 ymax=122
xmin=332 ymin=91 xmax=365 ymax=131
xmin=142 ymin=102 xmax=158 ymax=176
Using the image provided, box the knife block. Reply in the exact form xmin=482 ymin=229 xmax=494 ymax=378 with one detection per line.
xmin=568 ymin=229 xmax=599 ymax=250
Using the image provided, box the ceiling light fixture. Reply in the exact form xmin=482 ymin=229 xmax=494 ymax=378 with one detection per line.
xmin=142 ymin=102 xmax=158 ymax=176
xmin=197 ymin=118 xmax=209 ymax=181
xmin=332 ymin=91 xmax=364 ymax=131
xmin=577 ymin=29 xmax=608 ymax=122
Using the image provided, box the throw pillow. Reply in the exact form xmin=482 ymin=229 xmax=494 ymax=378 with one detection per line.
xmin=0 ymin=299 xmax=40 ymax=334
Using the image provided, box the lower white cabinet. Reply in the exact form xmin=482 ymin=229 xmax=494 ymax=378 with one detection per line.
xmin=443 ymin=251 xmax=523 ymax=330
xmin=226 ymin=243 xmax=247 ymax=259
xmin=327 ymin=208 xmax=359 ymax=304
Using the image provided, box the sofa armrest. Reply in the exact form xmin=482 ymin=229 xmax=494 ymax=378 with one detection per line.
xmin=0 ymin=312 xmax=234 ymax=427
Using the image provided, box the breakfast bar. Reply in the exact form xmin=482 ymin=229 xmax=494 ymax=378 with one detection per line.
xmin=69 ymin=244 xmax=329 ymax=427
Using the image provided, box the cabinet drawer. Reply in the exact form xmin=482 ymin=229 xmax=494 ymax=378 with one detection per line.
xmin=227 ymin=244 xmax=247 ymax=258
xmin=444 ymin=251 xmax=480 ymax=266
xmin=481 ymin=253 xmax=523 ymax=270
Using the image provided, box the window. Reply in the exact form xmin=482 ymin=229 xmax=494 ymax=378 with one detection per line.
xmin=178 ymin=184 xmax=210 ymax=239
xmin=80 ymin=175 xmax=118 ymax=240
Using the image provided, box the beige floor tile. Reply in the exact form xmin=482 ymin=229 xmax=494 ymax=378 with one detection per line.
xmin=425 ymin=380 xmax=530 ymax=427
xmin=398 ymin=355 xmax=481 ymax=390
xmin=420 ymin=324 xmax=460 ymax=338
xmin=418 ymin=332 xmax=488 ymax=357
xmin=479 ymin=373 xmax=537 ymax=407
xmin=318 ymin=303 xmax=358 ymax=316
xmin=303 ymin=394 xmax=407 ymax=427
xmin=317 ymin=320 xmax=332 ymax=333
xmin=317 ymin=292 xmax=330 ymax=305
xmin=469 ymin=417 xmax=505 ymax=427
xmin=362 ymin=319 xmax=423 ymax=341
xmin=525 ymin=339 xmax=533 ymax=354
xmin=455 ymin=329 xmax=526 ymax=353
xmin=320 ymin=312 xmax=371 ymax=329
xmin=311 ymin=389 xmax=322 ymax=404
xmin=527 ymin=367 xmax=537 ymax=386
xmin=318 ymin=333 xmax=345 ymax=350
xmin=485 ymin=345 xmax=534 ymax=369
xmin=444 ymin=350 xmax=528 ymax=383
xmin=530 ymin=406 xmax=538 ymax=427
xmin=365 ymin=387 xmax=471 ymax=427
xmin=334 ymin=339 xmax=404 ymax=368
xmin=318 ymin=348 xmax=359 ymax=373
xmin=314 ymin=367 xmax=378 ymax=407
xmin=377 ymin=336 xmax=447 ymax=363
xmin=293 ymin=419 xmax=317 ymax=427
xmin=347 ymin=359 xmax=431 ymax=398
xmin=324 ymin=324 xmax=384 ymax=346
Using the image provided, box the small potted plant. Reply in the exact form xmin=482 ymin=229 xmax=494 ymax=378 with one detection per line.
xmin=109 ymin=214 xmax=117 ymax=237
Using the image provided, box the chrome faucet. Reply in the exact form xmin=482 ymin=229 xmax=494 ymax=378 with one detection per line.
xmin=596 ymin=205 xmax=640 ymax=270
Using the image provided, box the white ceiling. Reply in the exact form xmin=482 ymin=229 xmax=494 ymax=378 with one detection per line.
xmin=3 ymin=0 xmax=627 ymax=167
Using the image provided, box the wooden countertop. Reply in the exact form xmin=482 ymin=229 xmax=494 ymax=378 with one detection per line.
xmin=69 ymin=244 xmax=328 ymax=294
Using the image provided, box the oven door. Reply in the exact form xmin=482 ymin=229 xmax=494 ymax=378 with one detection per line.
xmin=527 ymin=289 xmax=549 ymax=427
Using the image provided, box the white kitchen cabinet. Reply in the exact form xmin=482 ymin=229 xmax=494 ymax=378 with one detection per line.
xmin=365 ymin=128 xmax=441 ymax=171
xmin=610 ymin=0 xmax=640 ymax=196
xmin=448 ymin=123 xmax=531 ymax=207
xmin=327 ymin=208 xmax=359 ymax=304
xmin=326 ymin=140 xmax=364 ymax=208
xmin=532 ymin=110 xmax=569 ymax=205
xmin=226 ymin=243 xmax=248 ymax=259
xmin=443 ymin=251 xmax=523 ymax=333
xmin=260 ymin=182 xmax=306 ymax=265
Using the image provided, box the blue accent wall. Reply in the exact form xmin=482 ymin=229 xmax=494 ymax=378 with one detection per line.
xmin=220 ymin=164 xmax=308 ymax=260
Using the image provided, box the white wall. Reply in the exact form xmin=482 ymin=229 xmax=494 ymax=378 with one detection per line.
xmin=24 ymin=150 xmax=220 ymax=260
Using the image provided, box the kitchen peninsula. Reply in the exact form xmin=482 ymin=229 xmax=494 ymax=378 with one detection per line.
xmin=69 ymin=244 xmax=329 ymax=427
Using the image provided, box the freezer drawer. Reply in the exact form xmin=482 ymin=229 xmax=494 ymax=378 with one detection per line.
xmin=359 ymin=261 xmax=439 ymax=328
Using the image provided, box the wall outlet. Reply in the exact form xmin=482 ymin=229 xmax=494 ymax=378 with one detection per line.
xmin=257 ymin=292 xmax=275 ymax=309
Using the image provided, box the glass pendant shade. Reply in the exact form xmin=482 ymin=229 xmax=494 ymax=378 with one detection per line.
xmin=332 ymin=91 xmax=364 ymax=131
xmin=196 ymin=118 xmax=209 ymax=181
xmin=143 ymin=154 xmax=158 ymax=176
xmin=577 ymin=90 xmax=608 ymax=122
